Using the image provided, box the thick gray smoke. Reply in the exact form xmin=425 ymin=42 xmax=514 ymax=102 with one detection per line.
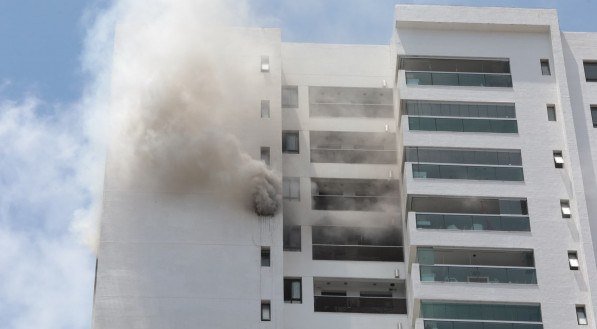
xmin=106 ymin=0 xmax=281 ymax=216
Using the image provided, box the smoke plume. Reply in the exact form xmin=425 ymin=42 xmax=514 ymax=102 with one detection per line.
xmin=105 ymin=0 xmax=281 ymax=216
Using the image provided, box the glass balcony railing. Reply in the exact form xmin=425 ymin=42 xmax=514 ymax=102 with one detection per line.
xmin=415 ymin=213 xmax=531 ymax=232
xmin=424 ymin=320 xmax=543 ymax=329
xmin=312 ymin=195 xmax=399 ymax=211
xmin=421 ymin=302 xmax=542 ymax=322
xmin=312 ymin=244 xmax=404 ymax=262
xmin=420 ymin=265 xmax=537 ymax=284
xmin=412 ymin=164 xmax=524 ymax=181
xmin=314 ymin=296 xmax=407 ymax=314
xmin=310 ymin=149 xmax=397 ymax=164
xmin=406 ymin=71 xmax=512 ymax=87
xmin=408 ymin=117 xmax=518 ymax=133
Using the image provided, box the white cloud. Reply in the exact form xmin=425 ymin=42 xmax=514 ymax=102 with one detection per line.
xmin=0 ymin=97 xmax=101 ymax=328
xmin=0 ymin=1 xmax=115 ymax=327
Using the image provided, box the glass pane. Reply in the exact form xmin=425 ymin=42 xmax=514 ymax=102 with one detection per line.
xmin=459 ymin=73 xmax=485 ymax=86
xmin=282 ymin=86 xmax=298 ymax=108
xmin=584 ymin=62 xmax=597 ymax=81
xmin=406 ymin=72 xmax=432 ymax=85
xmin=485 ymin=74 xmax=513 ymax=87
xmin=463 ymin=119 xmax=491 ymax=132
xmin=436 ymin=118 xmax=464 ymax=131
xmin=433 ymin=73 xmax=459 ymax=86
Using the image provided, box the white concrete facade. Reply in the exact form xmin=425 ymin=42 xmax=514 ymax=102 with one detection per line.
xmin=93 ymin=5 xmax=597 ymax=329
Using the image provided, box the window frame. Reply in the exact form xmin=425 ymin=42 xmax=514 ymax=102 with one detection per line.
xmin=540 ymin=59 xmax=551 ymax=76
xmin=584 ymin=61 xmax=597 ymax=82
xmin=261 ymin=55 xmax=270 ymax=72
xmin=547 ymin=105 xmax=556 ymax=122
xmin=261 ymin=301 xmax=271 ymax=321
xmin=261 ymin=100 xmax=270 ymax=118
xmin=591 ymin=106 xmax=597 ymax=128
xmin=282 ymin=131 xmax=300 ymax=154
xmin=553 ymin=151 xmax=564 ymax=169
xmin=284 ymin=278 xmax=303 ymax=303
xmin=261 ymin=247 xmax=271 ymax=267
xmin=282 ymin=86 xmax=299 ymax=108
xmin=282 ymin=177 xmax=300 ymax=201
xmin=577 ymin=306 xmax=588 ymax=325
xmin=260 ymin=147 xmax=270 ymax=167
xmin=561 ymin=200 xmax=572 ymax=218
xmin=569 ymin=251 xmax=580 ymax=270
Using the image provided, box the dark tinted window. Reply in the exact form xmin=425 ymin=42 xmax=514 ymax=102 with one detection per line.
xmin=400 ymin=57 xmax=510 ymax=73
xmin=584 ymin=62 xmax=597 ymax=82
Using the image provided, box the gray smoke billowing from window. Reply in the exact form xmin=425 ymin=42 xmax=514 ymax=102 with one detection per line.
xmin=105 ymin=0 xmax=281 ymax=217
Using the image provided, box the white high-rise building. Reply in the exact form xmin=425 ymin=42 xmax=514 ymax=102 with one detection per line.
xmin=92 ymin=5 xmax=597 ymax=329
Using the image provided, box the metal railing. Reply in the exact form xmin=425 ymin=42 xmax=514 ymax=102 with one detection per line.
xmin=415 ymin=213 xmax=530 ymax=232
xmin=405 ymin=71 xmax=512 ymax=87
xmin=314 ymin=296 xmax=407 ymax=314
xmin=424 ymin=320 xmax=542 ymax=329
xmin=419 ymin=265 xmax=537 ymax=284
xmin=312 ymin=244 xmax=404 ymax=262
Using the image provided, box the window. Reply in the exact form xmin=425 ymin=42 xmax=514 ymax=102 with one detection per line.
xmin=284 ymin=278 xmax=302 ymax=303
xmin=261 ymin=247 xmax=270 ymax=267
xmin=283 ymin=177 xmax=300 ymax=201
xmin=261 ymin=301 xmax=271 ymax=321
xmin=282 ymin=86 xmax=298 ymax=108
xmin=540 ymin=59 xmax=551 ymax=76
xmin=260 ymin=147 xmax=270 ymax=166
xmin=569 ymin=251 xmax=580 ymax=270
xmin=261 ymin=55 xmax=270 ymax=72
xmin=282 ymin=131 xmax=299 ymax=153
xmin=261 ymin=100 xmax=270 ymax=118
xmin=584 ymin=61 xmax=597 ymax=82
xmin=561 ymin=200 xmax=571 ymax=218
xmin=283 ymin=225 xmax=301 ymax=251
xmin=547 ymin=105 xmax=556 ymax=121
xmin=591 ymin=106 xmax=597 ymax=128
xmin=554 ymin=151 xmax=564 ymax=169
xmin=577 ymin=306 xmax=588 ymax=325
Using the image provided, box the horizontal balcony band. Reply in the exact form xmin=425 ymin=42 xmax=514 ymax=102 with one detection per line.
xmin=314 ymin=296 xmax=407 ymax=314
xmin=419 ymin=265 xmax=537 ymax=284
xmin=424 ymin=320 xmax=542 ymax=329
xmin=415 ymin=213 xmax=530 ymax=232
xmin=313 ymin=244 xmax=405 ymax=262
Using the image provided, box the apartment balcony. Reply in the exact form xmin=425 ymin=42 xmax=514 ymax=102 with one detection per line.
xmin=313 ymin=278 xmax=407 ymax=315
xmin=398 ymin=57 xmax=513 ymax=88
xmin=406 ymin=196 xmax=532 ymax=248
xmin=419 ymin=265 xmax=537 ymax=284
xmin=409 ymin=248 xmax=539 ymax=303
xmin=314 ymin=296 xmax=407 ymax=314
xmin=310 ymin=130 xmax=397 ymax=165
xmin=415 ymin=213 xmax=530 ymax=232
xmin=311 ymin=178 xmax=399 ymax=212
xmin=312 ymin=226 xmax=404 ymax=262
xmin=313 ymin=245 xmax=404 ymax=262
xmin=309 ymin=86 xmax=394 ymax=118
xmin=403 ymin=163 xmax=526 ymax=198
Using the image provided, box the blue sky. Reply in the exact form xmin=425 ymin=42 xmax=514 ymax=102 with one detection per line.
xmin=0 ymin=0 xmax=596 ymax=328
